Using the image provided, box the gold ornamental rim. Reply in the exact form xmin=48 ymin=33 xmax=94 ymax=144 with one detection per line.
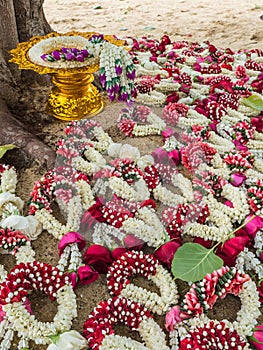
xmin=9 ymin=31 xmax=126 ymax=75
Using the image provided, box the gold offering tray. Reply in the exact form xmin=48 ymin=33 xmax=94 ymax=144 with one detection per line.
xmin=10 ymin=32 xmax=125 ymax=121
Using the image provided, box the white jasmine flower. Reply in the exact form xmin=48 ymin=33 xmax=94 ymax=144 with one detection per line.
xmin=0 ymin=192 xmax=24 ymax=214
xmin=108 ymin=143 xmax=141 ymax=161
xmin=1 ymin=215 xmax=42 ymax=239
xmin=47 ymin=330 xmax=87 ymax=350
xmin=137 ymin=154 xmax=154 ymax=170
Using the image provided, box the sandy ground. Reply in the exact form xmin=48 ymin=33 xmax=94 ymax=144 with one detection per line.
xmin=43 ymin=0 xmax=263 ymax=51
xmin=2 ymin=1 xmax=263 ymax=348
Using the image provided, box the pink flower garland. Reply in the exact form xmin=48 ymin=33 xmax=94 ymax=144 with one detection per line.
xmin=165 ymin=266 xmax=249 ymax=327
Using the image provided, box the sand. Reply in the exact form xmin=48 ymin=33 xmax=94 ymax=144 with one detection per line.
xmin=43 ymin=0 xmax=263 ymax=51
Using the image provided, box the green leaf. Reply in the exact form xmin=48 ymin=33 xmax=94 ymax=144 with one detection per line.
xmin=249 ymin=335 xmax=263 ymax=345
xmin=0 ymin=144 xmax=17 ymax=159
xmin=48 ymin=333 xmax=61 ymax=344
xmin=171 ymin=243 xmax=223 ymax=282
xmin=241 ymin=94 xmax=263 ymax=111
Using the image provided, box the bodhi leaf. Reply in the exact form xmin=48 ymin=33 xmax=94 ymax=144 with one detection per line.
xmin=241 ymin=94 xmax=263 ymax=111
xmin=171 ymin=242 xmax=223 ymax=282
xmin=0 ymin=144 xmax=17 ymax=159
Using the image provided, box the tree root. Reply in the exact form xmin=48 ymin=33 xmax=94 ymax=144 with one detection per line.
xmin=0 ymin=97 xmax=55 ymax=169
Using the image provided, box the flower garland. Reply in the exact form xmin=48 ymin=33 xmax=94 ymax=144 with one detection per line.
xmin=57 ymin=231 xmax=87 ymax=273
xmin=247 ymin=180 xmax=263 ymax=217
xmin=183 ymin=181 xmax=250 ymax=242
xmin=41 ymin=47 xmax=91 ymax=64
xmin=91 ymin=221 xmax=127 ymax=248
xmin=0 ymin=164 xmax=24 ymax=223
xmin=0 ymin=164 xmax=88 ymax=350
xmin=0 ymin=162 xmax=41 ymax=241
xmin=120 ymin=205 xmax=167 ymax=247
xmin=0 ymin=261 xmax=77 ymax=346
xmin=52 ymin=115 xmax=263 ymax=257
xmin=56 ymin=138 xmax=107 ymax=176
xmin=80 ymin=195 xmax=168 ymax=248
xmin=99 ymin=41 xmax=136 ymax=103
xmin=107 ymin=251 xmax=178 ymax=315
xmin=0 ymin=227 xmax=29 ymax=255
xmin=236 ymin=247 xmax=263 ymax=280
xmin=178 ymin=320 xmax=249 ymax=350
xmin=130 ymin=37 xmax=259 ymax=102
xmin=83 ymin=296 xmax=170 ymax=350
xmin=63 ymin=119 xmax=113 ymax=154
xmin=95 ymin=157 xmax=151 ymax=202
xmin=167 ymin=266 xmax=260 ymax=349
xmin=29 ymin=166 xmax=90 ymax=239
xmin=29 ymin=166 xmax=94 ymax=278
xmin=3 ymin=35 xmax=263 ymax=350
xmin=118 ymin=105 xmax=166 ymax=137
xmin=0 ymin=164 xmax=17 ymax=194
xmin=0 ymin=164 xmax=38 ymax=262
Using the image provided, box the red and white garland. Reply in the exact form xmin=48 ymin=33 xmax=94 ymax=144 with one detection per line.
xmin=118 ymin=105 xmax=166 ymax=137
xmin=29 ymin=166 xmax=92 ymax=240
xmin=0 ymin=261 xmax=77 ymax=346
xmin=177 ymin=320 xmax=248 ymax=350
xmin=107 ymin=251 xmax=178 ymax=315
xmin=83 ymin=296 xmax=170 ymax=350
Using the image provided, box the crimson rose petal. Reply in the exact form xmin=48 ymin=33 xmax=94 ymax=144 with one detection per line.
xmin=83 ymin=244 xmax=113 ymax=274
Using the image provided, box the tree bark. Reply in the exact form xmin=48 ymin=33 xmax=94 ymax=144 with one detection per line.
xmin=0 ymin=0 xmax=55 ymax=167
xmin=13 ymin=0 xmax=52 ymax=43
xmin=0 ymin=0 xmax=20 ymax=105
xmin=0 ymin=96 xmax=56 ymax=168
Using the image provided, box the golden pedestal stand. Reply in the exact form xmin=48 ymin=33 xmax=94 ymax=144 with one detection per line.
xmin=47 ymin=70 xmax=103 ymax=121
xmin=9 ymin=32 xmax=123 ymax=121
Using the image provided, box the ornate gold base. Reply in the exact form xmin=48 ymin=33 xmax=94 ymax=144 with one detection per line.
xmin=46 ymin=71 xmax=104 ymax=121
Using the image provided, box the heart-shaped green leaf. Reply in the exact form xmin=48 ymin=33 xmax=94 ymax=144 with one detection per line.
xmin=241 ymin=94 xmax=263 ymax=111
xmin=0 ymin=144 xmax=17 ymax=159
xmin=171 ymin=242 xmax=223 ymax=282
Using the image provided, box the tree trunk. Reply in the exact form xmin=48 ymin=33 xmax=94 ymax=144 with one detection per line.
xmin=0 ymin=0 xmax=56 ymax=167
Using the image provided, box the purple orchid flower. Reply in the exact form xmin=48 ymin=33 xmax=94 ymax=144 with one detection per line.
xmin=71 ymin=47 xmax=80 ymax=54
xmin=108 ymin=94 xmax=116 ymax=102
xmin=100 ymin=73 xmax=106 ymax=87
xmin=76 ymin=54 xmax=84 ymax=62
xmin=65 ymin=52 xmax=75 ymax=61
xmin=115 ymin=65 xmax=123 ymax=76
xmin=81 ymin=49 xmax=89 ymax=58
xmin=40 ymin=54 xmax=48 ymax=61
xmin=127 ymin=69 xmax=136 ymax=80
xmin=51 ymin=50 xmax=61 ymax=60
